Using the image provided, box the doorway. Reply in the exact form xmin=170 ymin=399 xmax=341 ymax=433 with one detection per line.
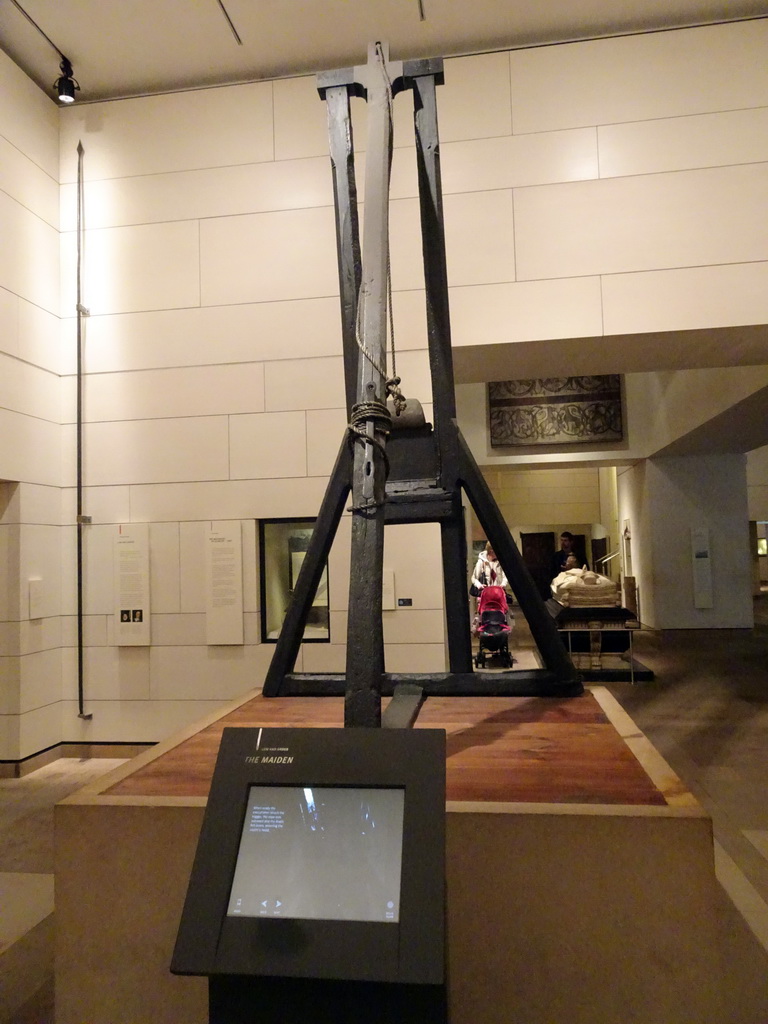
xmin=569 ymin=533 xmax=589 ymax=569
xmin=520 ymin=531 xmax=555 ymax=599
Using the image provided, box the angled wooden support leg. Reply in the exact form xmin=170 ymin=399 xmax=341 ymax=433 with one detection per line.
xmin=262 ymin=438 xmax=353 ymax=697
xmin=441 ymin=496 xmax=473 ymax=673
xmin=456 ymin=427 xmax=582 ymax=691
xmin=410 ymin=68 xmax=459 ymax=478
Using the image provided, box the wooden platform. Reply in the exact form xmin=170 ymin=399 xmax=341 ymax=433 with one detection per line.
xmin=107 ymin=692 xmax=667 ymax=806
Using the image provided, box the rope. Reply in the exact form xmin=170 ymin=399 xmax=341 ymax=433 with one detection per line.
xmin=385 ymin=244 xmax=406 ymax=416
xmin=348 ymin=400 xmax=391 ymax=470
xmin=347 ymin=399 xmax=392 ymax=513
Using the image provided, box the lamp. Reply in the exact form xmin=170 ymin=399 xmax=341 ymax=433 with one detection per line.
xmin=54 ymin=57 xmax=79 ymax=104
xmin=7 ymin=2 xmax=82 ymax=103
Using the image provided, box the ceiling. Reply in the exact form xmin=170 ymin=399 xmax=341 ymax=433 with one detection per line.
xmin=1 ymin=0 xmax=768 ymax=104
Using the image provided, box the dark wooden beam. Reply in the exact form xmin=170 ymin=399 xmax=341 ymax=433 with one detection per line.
xmin=277 ymin=672 xmax=583 ymax=698
xmin=261 ymin=438 xmax=352 ymax=697
xmin=322 ymin=85 xmax=362 ymax=416
xmin=410 ymin=69 xmax=458 ymax=486
xmin=440 ymin=495 xmax=474 ymax=672
xmin=344 ymin=501 xmax=387 ymax=726
xmin=381 ymin=683 xmax=426 ymax=728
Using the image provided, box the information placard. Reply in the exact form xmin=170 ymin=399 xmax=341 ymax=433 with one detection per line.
xmin=113 ymin=524 xmax=150 ymax=646
xmin=691 ymin=526 xmax=714 ymax=609
xmin=205 ymin=521 xmax=244 ymax=645
xmin=382 ymin=568 xmax=395 ymax=610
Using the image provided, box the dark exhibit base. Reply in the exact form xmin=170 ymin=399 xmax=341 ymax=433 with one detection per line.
xmin=210 ymin=976 xmax=447 ymax=1024
xmin=546 ymin=600 xmax=654 ymax=683
xmin=275 ymin=671 xmax=584 ymax=699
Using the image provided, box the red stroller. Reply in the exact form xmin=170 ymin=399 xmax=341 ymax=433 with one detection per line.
xmin=474 ymin=585 xmax=513 ymax=668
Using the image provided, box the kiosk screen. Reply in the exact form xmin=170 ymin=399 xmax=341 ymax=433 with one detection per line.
xmin=227 ymin=786 xmax=405 ymax=923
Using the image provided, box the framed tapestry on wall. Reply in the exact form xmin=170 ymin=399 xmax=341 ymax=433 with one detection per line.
xmin=488 ymin=376 xmax=623 ymax=448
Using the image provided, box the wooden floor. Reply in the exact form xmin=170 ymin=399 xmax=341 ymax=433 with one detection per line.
xmin=107 ymin=692 xmax=667 ymax=805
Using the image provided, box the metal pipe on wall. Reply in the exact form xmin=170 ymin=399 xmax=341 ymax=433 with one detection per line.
xmin=75 ymin=140 xmax=92 ymax=720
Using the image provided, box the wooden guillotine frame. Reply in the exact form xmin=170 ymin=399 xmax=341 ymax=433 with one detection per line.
xmin=262 ymin=44 xmax=582 ymax=726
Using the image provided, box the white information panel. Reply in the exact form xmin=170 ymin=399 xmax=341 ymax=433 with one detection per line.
xmin=114 ymin=524 xmax=151 ymax=646
xmin=382 ymin=568 xmax=395 ymax=611
xmin=691 ymin=526 xmax=714 ymax=609
xmin=206 ymin=521 xmax=244 ymax=645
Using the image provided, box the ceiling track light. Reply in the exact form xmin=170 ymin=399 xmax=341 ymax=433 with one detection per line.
xmin=54 ymin=56 xmax=80 ymax=104
xmin=8 ymin=0 xmax=81 ymax=103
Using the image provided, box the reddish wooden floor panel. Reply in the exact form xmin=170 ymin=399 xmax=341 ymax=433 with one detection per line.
xmin=107 ymin=693 xmax=667 ymax=805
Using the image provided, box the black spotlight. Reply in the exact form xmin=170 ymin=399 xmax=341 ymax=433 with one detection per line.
xmin=54 ymin=57 xmax=79 ymax=104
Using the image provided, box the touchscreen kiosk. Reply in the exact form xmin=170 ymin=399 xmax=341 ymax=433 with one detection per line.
xmin=227 ymin=785 xmax=405 ymax=922
xmin=172 ymin=727 xmax=446 ymax=1023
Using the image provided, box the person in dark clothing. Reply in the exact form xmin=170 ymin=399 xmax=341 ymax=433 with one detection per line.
xmin=550 ymin=531 xmax=589 ymax=579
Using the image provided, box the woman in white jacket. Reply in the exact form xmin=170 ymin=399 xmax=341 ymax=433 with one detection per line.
xmin=471 ymin=542 xmax=509 ymax=594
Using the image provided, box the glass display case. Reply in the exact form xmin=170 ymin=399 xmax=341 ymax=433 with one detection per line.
xmin=259 ymin=518 xmax=330 ymax=642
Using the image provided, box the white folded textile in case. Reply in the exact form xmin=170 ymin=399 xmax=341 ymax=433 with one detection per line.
xmin=551 ymin=567 xmax=620 ymax=607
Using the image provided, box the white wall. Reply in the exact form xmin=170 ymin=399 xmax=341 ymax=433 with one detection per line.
xmin=618 ymin=455 xmax=752 ymax=629
xmin=3 ymin=19 xmax=768 ymax=758
xmin=0 ymin=49 xmax=62 ymax=761
xmin=449 ymin=21 xmax=768 ymax=372
xmin=631 ymin=367 xmax=768 ymax=458
xmin=747 ymin=445 xmax=768 ymax=521
xmin=597 ymin=467 xmax=620 ymax=577
xmin=473 ymin=466 xmax=602 ymax=533
xmin=616 ymin=462 xmax=651 ymax=621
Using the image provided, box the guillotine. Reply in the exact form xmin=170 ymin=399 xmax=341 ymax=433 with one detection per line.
xmin=262 ymin=44 xmax=582 ymax=726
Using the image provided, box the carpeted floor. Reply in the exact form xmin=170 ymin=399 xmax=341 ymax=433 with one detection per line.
xmin=602 ymin=601 xmax=768 ymax=1021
